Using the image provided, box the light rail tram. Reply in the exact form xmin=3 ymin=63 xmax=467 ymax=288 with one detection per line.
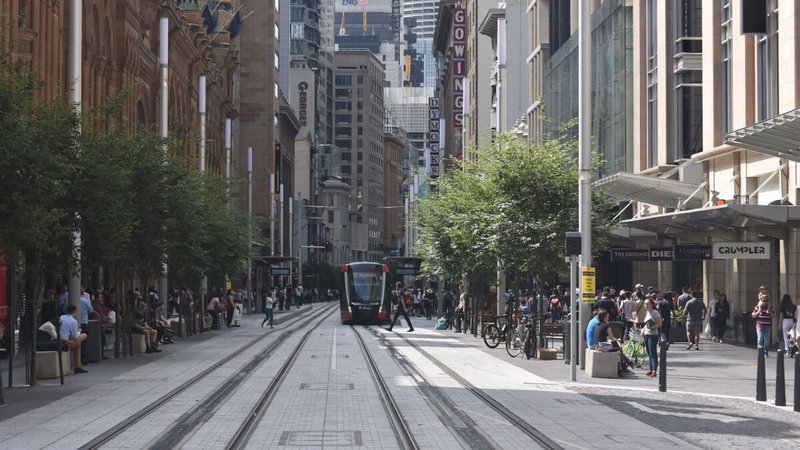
xmin=340 ymin=262 xmax=390 ymax=324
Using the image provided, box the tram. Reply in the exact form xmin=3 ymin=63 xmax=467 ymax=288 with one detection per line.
xmin=340 ymin=262 xmax=390 ymax=324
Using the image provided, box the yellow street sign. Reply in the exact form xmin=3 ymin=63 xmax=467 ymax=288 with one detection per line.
xmin=226 ymin=278 xmax=232 ymax=290
xmin=581 ymin=267 xmax=595 ymax=303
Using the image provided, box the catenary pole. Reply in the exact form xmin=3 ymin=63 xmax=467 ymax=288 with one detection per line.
xmin=279 ymin=184 xmax=284 ymax=259
xmin=68 ymin=0 xmax=82 ymax=310
xmin=270 ymin=174 xmax=275 ymax=257
xmin=578 ymin=0 xmax=593 ymax=370
xmin=198 ymin=74 xmax=207 ymax=307
xmin=158 ymin=16 xmax=169 ymax=309
xmin=247 ymin=147 xmax=253 ymax=314
xmin=289 ymin=197 xmax=293 ymax=285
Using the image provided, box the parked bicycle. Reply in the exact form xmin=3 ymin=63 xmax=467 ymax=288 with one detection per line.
xmin=622 ymin=327 xmax=646 ymax=369
xmin=506 ymin=316 xmax=534 ymax=358
xmin=482 ymin=314 xmax=515 ymax=348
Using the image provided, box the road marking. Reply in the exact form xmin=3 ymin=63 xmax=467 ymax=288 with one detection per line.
xmin=624 ymin=401 xmax=748 ymax=423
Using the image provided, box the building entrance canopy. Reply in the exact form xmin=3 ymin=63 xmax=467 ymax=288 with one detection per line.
xmin=593 ymin=171 xmax=703 ymax=209
xmin=726 ymin=108 xmax=800 ymax=162
xmin=620 ymin=204 xmax=800 ymax=238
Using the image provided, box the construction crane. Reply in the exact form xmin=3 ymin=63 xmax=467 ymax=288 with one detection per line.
xmin=339 ymin=12 xmax=346 ymax=36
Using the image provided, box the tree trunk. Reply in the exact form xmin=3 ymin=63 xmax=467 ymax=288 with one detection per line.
xmin=23 ymin=249 xmax=45 ymax=386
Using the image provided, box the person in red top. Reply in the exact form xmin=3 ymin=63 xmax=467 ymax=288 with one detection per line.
xmin=207 ymin=295 xmax=222 ymax=330
xmin=752 ymin=289 xmax=774 ymax=357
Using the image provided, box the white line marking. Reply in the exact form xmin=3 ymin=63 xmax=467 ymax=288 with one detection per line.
xmin=624 ymin=401 xmax=748 ymax=423
xmin=331 ymin=327 xmax=337 ymax=371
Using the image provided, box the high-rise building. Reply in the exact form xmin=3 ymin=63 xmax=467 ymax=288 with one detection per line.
xmin=334 ymin=0 xmax=404 ymax=87
xmin=334 ymin=49 xmax=386 ymax=262
xmin=385 ymin=87 xmax=434 ymax=168
xmin=403 ymin=0 xmax=440 ymax=87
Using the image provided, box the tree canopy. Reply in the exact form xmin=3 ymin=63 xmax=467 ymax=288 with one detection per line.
xmin=415 ymin=133 xmax=616 ymax=286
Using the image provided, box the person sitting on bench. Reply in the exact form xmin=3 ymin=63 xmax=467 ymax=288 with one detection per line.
xmin=60 ymin=305 xmax=88 ymax=373
xmin=593 ymin=309 xmax=634 ymax=376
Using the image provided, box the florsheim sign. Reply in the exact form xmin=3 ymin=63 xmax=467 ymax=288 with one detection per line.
xmin=611 ymin=242 xmax=771 ymax=261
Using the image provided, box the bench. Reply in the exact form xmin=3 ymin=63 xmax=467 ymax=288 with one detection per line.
xmin=585 ymin=349 xmax=618 ymax=378
xmin=36 ymin=350 xmax=72 ymax=379
xmin=540 ymin=322 xmax=565 ymax=357
xmin=131 ymin=333 xmax=147 ymax=354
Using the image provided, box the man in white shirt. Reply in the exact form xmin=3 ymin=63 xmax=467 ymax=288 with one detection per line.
xmin=60 ymin=304 xmax=88 ymax=373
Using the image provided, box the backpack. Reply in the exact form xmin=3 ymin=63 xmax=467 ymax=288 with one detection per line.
xmin=436 ymin=317 xmax=448 ymax=330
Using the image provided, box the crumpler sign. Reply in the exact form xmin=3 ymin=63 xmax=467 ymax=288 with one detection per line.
xmin=712 ymin=241 xmax=771 ymax=260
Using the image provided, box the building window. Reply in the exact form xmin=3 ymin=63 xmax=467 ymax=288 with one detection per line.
xmin=757 ymin=0 xmax=779 ymax=121
xmin=335 ymin=75 xmax=352 ymax=85
xmin=275 ymin=82 xmax=279 ymax=98
xmin=275 ymin=52 xmax=279 ymax=70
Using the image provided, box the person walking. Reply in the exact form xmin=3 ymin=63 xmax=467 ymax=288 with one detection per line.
xmin=683 ymin=294 xmax=706 ymax=350
xmin=423 ymin=288 xmax=436 ymax=320
xmin=225 ymin=290 xmax=235 ymax=327
xmin=709 ymin=291 xmax=719 ymax=341
xmin=386 ymin=288 xmax=414 ymax=332
xmin=656 ymin=292 xmax=673 ymax=346
xmin=642 ymin=299 xmax=662 ymax=378
xmin=441 ymin=287 xmax=455 ymax=330
xmin=752 ymin=292 xmax=774 ymax=357
xmin=714 ymin=293 xmax=730 ymax=343
xmin=261 ymin=289 xmax=275 ymax=328
xmin=778 ymin=293 xmax=796 ymax=353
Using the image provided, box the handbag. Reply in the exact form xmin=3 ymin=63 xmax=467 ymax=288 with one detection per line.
xmin=436 ymin=317 xmax=448 ymax=330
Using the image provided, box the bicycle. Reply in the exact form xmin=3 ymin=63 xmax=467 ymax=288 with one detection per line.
xmin=506 ymin=316 xmax=531 ymax=358
xmin=482 ymin=315 xmax=515 ymax=349
xmin=622 ymin=328 xmax=646 ymax=369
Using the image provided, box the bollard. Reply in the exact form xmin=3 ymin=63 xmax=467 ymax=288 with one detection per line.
xmin=795 ymin=351 xmax=800 ymax=412
xmin=756 ymin=348 xmax=767 ymax=401
xmin=776 ymin=349 xmax=786 ymax=406
xmin=659 ymin=338 xmax=667 ymax=392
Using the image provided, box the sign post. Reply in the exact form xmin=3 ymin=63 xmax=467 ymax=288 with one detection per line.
xmin=565 ymin=232 xmax=581 ymax=382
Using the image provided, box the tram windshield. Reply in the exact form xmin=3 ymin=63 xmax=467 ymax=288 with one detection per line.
xmin=346 ymin=265 xmax=384 ymax=305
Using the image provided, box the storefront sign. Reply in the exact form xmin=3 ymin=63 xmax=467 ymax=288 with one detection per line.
xmin=712 ymin=241 xmax=771 ymax=259
xmin=451 ymin=7 xmax=465 ymax=128
xmin=581 ymin=267 xmax=595 ymax=302
xmin=297 ymin=81 xmax=308 ymax=127
xmin=673 ymin=245 xmax=712 ymax=260
xmin=271 ymin=268 xmax=290 ymax=276
xmin=610 ymin=248 xmax=649 ymax=262
xmin=649 ymin=247 xmax=674 ymax=261
xmin=428 ymin=96 xmax=440 ymax=179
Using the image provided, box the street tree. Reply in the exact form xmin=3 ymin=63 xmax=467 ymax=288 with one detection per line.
xmin=416 ymin=132 xmax=616 ymax=287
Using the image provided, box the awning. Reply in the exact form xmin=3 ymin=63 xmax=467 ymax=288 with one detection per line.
xmin=593 ymin=172 xmax=704 ymax=209
xmin=254 ymin=256 xmax=298 ymax=267
xmin=620 ymin=204 xmax=800 ymax=237
xmin=725 ymin=108 xmax=800 ymax=162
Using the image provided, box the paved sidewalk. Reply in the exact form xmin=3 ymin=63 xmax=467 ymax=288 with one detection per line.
xmin=421 ymin=318 xmax=800 ymax=449
xmin=0 ymin=305 xmax=312 ymax=421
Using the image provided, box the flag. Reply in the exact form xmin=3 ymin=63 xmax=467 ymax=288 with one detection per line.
xmin=227 ymin=11 xmax=242 ymax=38
xmin=202 ymin=3 xmax=218 ymax=33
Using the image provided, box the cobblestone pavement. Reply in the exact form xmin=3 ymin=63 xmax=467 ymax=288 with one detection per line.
xmin=1 ymin=309 xmax=798 ymax=449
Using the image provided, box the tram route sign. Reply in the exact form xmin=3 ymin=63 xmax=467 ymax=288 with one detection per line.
xmin=270 ymin=268 xmax=290 ymax=276
xmin=396 ymin=267 xmax=416 ymax=276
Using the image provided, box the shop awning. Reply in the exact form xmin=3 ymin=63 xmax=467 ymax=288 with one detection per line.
xmin=593 ymin=172 xmax=704 ymax=209
xmin=620 ymin=204 xmax=800 ymax=237
xmin=725 ymin=108 xmax=800 ymax=162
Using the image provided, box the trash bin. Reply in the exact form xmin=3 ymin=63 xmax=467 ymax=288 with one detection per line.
xmin=741 ymin=312 xmax=757 ymax=346
xmin=84 ymin=320 xmax=103 ymax=362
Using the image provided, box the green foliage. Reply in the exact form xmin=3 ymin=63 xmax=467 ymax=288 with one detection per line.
xmin=0 ymin=58 xmax=79 ymax=272
xmin=0 ymin=58 xmax=251 ymax=288
xmin=416 ymin=132 xmax=616 ymax=285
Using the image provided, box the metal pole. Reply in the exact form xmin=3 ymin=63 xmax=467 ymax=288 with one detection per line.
xmin=270 ymin=174 xmax=275 ymax=257
xmin=158 ymin=16 xmax=169 ymax=309
xmin=776 ymin=349 xmax=786 ymax=406
xmin=298 ymin=206 xmax=303 ymax=287
xmin=247 ymin=147 xmax=253 ymax=316
xmin=289 ymin=197 xmax=293 ymax=285
xmin=404 ymin=197 xmax=410 ymax=256
xmin=198 ymin=74 xmax=207 ymax=310
xmin=279 ymin=184 xmax=284 ymax=258
xmin=225 ymin=119 xmax=232 ymax=184
xmin=578 ymin=0 xmax=593 ymax=371
xmin=68 ymin=0 xmax=82 ymax=312
xmin=198 ymin=74 xmax=207 ymax=173
xmin=570 ymin=255 xmax=577 ymax=382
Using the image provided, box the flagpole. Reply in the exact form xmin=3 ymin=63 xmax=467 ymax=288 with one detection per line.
xmin=158 ymin=15 xmax=170 ymax=310
xmin=68 ymin=0 xmax=82 ymax=311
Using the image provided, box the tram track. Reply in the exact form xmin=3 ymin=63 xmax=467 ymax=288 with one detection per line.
xmin=351 ymin=325 xmax=419 ymax=450
xmin=79 ymin=303 xmax=337 ymax=450
xmin=383 ymin=328 xmax=564 ymax=450
xmin=365 ymin=327 xmax=503 ymax=450
xmin=224 ymin=306 xmax=337 ymax=450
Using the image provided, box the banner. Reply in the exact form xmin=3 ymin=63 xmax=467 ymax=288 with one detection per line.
xmin=581 ymin=267 xmax=595 ymax=302
xmin=609 ymin=248 xmax=649 ymax=262
xmin=673 ymin=245 xmax=712 ymax=261
xmin=712 ymin=241 xmax=771 ymax=260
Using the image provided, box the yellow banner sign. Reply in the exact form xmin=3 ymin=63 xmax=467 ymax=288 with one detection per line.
xmin=581 ymin=267 xmax=595 ymax=303
xmin=226 ymin=279 xmax=232 ymax=290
